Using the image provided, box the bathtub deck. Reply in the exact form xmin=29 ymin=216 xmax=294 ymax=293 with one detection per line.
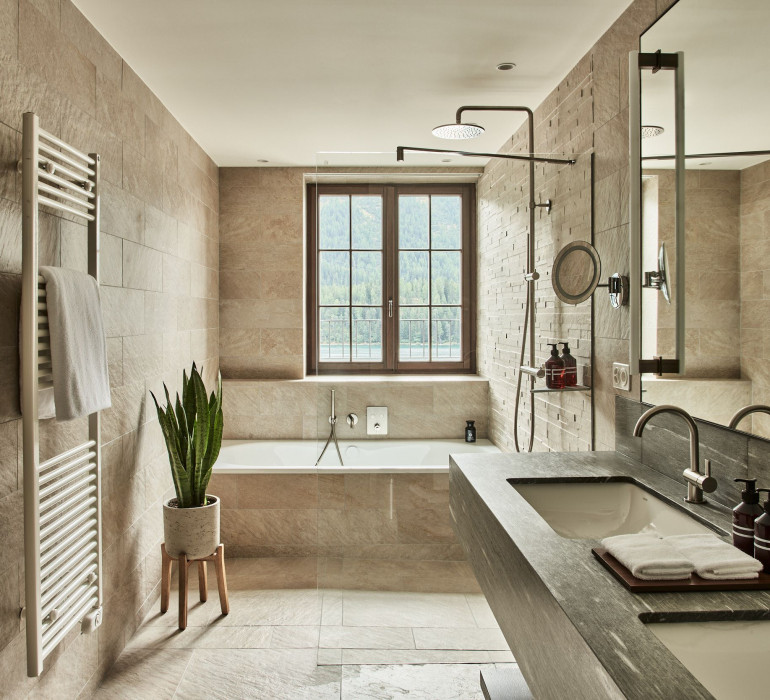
xmin=94 ymin=557 xmax=516 ymax=699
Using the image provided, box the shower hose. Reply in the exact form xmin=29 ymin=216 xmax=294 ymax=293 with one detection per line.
xmin=513 ymin=281 xmax=535 ymax=453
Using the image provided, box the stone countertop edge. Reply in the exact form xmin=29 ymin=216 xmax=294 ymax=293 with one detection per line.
xmin=449 ymin=450 xmax=770 ymax=700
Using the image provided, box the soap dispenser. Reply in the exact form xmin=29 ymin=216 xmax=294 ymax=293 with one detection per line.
xmin=559 ymin=342 xmax=578 ymax=387
xmin=465 ymin=420 xmax=476 ymax=443
xmin=754 ymin=489 xmax=770 ymax=573
xmin=733 ymin=479 xmax=763 ymax=555
xmin=545 ymin=344 xmax=564 ymax=389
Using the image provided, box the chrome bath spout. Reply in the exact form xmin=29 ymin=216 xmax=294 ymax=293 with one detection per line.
xmin=728 ymin=404 xmax=770 ymax=430
xmin=315 ymin=389 xmax=344 ymax=467
xmin=633 ymin=404 xmax=717 ymax=504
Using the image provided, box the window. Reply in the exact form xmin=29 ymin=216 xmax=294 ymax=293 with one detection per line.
xmin=307 ymin=184 xmax=476 ymax=373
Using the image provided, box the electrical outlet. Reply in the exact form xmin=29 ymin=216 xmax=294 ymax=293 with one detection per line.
xmin=612 ymin=363 xmax=630 ymax=391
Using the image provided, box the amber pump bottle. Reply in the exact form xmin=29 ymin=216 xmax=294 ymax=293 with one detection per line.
xmin=733 ymin=479 xmax=763 ymax=555
xmin=545 ymin=344 xmax=564 ymax=389
xmin=754 ymin=489 xmax=770 ymax=573
xmin=559 ymin=342 xmax=577 ymax=387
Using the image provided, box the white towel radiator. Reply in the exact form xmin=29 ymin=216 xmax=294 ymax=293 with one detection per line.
xmin=21 ymin=111 xmax=103 ymax=677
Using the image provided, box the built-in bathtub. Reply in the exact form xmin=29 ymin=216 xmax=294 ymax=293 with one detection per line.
xmin=209 ymin=439 xmax=501 ymax=572
xmin=214 ymin=438 xmax=500 ymax=474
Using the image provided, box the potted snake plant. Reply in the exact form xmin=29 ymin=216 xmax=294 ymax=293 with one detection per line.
xmin=151 ymin=363 xmax=224 ymax=560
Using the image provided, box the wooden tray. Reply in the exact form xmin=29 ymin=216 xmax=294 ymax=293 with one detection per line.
xmin=592 ymin=548 xmax=770 ymax=592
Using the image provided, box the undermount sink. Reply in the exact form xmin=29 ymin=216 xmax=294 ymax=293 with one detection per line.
xmin=647 ymin=620 xmax=770 ymax=699
xmin=511 ymin=480 xmax=722 ymax=539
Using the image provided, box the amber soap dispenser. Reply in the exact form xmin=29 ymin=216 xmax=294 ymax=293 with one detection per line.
xmin=733 ymin=479 xmax=763 ymax=555
xmin=545 ymin=344 xmax=565 ymax=389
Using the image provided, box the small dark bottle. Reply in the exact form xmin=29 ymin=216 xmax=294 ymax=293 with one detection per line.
xmin=733 ymin=478 xmax=763 ymax=555
xmin=754 ymin=489 xmax=770 ymax=573
xmin=559 ymin=342 xmax=578 ymax=387
xmin=465 ymin=420 xmax=476 ymax=443
xmin=545 ymin=344 xmax=565 ymax=389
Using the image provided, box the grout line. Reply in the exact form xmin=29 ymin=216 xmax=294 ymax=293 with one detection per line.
xmin=170 ymin=648 xmax=196 ymax=700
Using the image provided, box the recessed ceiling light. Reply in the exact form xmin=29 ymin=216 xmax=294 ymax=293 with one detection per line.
xmin=496 ymin=62 xmax=516 ymax=71
xmin=441 ymin=158 xmax=452 ymax=163
xmin=257 ymin=159 xmax=269 ymax=163
xmin=700 ymin=161 xmax=712 ymax=166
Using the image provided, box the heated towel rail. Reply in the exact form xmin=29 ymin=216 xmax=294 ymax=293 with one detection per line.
xmin=21 ymin=111 xmax=103 ymax=677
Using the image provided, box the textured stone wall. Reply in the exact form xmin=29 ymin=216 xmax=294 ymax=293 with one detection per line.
xmin=478 ymin=0 xmax=677 ymax=452
xmin=0 ymin=1 xmax=219 ymax=696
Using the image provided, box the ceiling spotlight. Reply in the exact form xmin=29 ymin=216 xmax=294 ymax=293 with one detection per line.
xmin=641 ymin=125 xmax=665 ymax=139
xmin=257 ymin=159 xmax=269 ymax=163
xmin=432 ymin=123 xmax=485 ymax=139
xmin=496 ymin=62 xmax=516 ymax=71
xmin=700 ymin=161 xmax=712 ymax=166
xmin=441 ymin=158 xmax=452 ymax=163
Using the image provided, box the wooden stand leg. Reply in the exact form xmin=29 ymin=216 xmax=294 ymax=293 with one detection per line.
xmin=198 ymin=561 xmax=208 ymax=603
xmin=161 ymin=544 xmax=172 ymax=614
xmin=214 ymin=544 xmax=229 ymax=615
xmin=178 ymin=553 xmax=189 ymax=630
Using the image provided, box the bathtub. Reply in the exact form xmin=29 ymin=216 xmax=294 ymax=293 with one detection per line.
xmin=213 ymin=438 xmax=500 ymax=474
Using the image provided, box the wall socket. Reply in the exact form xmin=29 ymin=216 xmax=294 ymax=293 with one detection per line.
xmin=612 ymin=363 xmax=630 ymax=390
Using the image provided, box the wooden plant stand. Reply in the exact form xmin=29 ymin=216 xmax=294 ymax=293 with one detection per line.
xmin=160 ymin=543 xmax=229 ymax=630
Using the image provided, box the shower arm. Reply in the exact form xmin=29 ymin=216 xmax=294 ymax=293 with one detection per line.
xmin=396 ymin=146 xmax=575 ymax=166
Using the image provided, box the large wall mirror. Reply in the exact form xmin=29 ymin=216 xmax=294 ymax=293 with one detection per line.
xmin=637 ymin=0 xmax=770 ymax=437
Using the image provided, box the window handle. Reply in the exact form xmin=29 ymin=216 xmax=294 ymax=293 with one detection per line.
xmin=388 ymin=298 xmax=393 ymax=318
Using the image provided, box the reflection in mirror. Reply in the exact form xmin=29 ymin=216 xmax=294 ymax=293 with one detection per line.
xmin=551 ymin=241 xmax=601 ymax=305
xmin=639 ymin=0 xmax=770 ymax=437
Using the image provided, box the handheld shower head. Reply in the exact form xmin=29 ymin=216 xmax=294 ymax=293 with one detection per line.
xmin=432 ymin=122 xmax=485 ymax=139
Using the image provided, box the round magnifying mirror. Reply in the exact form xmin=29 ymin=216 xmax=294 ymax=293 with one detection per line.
xmin=551 ymin=240 xmax=602 ymax=305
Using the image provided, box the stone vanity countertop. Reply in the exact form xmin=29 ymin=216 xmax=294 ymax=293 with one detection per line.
xmin=450 ymin=450 xmax=770 ymax=700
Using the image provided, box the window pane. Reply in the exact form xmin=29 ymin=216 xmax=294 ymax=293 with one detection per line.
xmin=432 ymin=307 xmax=462 ymax=361
xmin=399 ymin=306 xmax=429 ymax=362
xmin=431 ymin=196 xmax=462 ymax=249
xmin=399 ymin=251 xmax=429 ymax=305
xmin=352 ymin=307 xmax=382 ymax=362
xmin=319 ymin=195 xmax=349 ymax=249
xmin=431 ymin=251 xmax=462 ymax=305
xmin=320 ymin=307 xmax=350 ymax=361
xmin=398 ymin=196 xmax=429 ymax=249
xmin=319 ymin=251 xmax=349 ymax=305
xmin=352 ymin=196 xmax=382 ymax=249
xmin=352 ymin=251 xmax=382 ymax=306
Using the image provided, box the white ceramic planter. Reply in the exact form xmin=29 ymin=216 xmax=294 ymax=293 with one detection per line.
xmin=163 ymin=495 xmax=220 ymax=559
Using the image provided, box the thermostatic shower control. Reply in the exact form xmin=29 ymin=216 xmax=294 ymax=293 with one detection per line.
xmin=367 ymin=407 xmax=388 ymax=436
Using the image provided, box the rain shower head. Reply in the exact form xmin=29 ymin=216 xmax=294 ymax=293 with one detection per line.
xmin=432 ymin=122 xmax=485 ymax=139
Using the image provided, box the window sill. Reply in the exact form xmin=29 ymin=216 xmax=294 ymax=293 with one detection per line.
xmin=301 ymin=374 xmax=488 ymax=383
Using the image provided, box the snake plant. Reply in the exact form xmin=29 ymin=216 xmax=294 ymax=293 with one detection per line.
xmin=151 ymin=363 xmax=223 ymax=508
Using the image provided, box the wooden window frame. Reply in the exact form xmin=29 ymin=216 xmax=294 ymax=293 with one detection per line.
xmin=307 ymin=182 xmax=476 ymax=375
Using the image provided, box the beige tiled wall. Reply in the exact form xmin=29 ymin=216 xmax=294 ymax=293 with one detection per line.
xmin=740 ymin=159 xmax=770 ymax=438
xmin=219 ymin=168 xmax=305 ymax=379
xmin=223 ymin=377 xmax=489 ymax=440
xmin=645 ymin=169 xmax=741 ymax=377
xmin=0 ymin=2 xmax=218 ymax=696
xmin=478 ymin=0 xmax=677 ymax=452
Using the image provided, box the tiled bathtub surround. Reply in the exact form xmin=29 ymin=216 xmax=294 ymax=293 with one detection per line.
xmin=0 ymin=1 xmax=218 ymax=696
xmin=222 ymin=377 xmax=489 ymax=441
xmin=208 ymin=471 xmax=470 ymax=581
xmin=615 ymin=395 xmax=770 ymax=510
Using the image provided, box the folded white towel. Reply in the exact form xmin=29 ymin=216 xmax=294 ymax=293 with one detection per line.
xmin=665 ymin=534 xmax=763 ymax=580
xmin=601 ymin=534 xmax=694 ymax=580
xmin=39 ymin=267 xmax=111 ymax=421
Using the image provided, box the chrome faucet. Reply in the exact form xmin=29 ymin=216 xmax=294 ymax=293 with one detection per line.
xmin=633 ymin=404 xmax=717 ymax=504
xmin=728 ymin=404 xmax=770 ymax=430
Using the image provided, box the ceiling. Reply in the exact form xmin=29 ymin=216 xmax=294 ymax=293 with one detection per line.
xmin=73 ymin=0 xmax=631 ymax=167
xmin=641 ymin=0 xmax=770 ymax=170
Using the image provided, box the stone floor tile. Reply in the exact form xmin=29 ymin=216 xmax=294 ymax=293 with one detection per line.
xmin=340 ymin=663 xmax=491 ymax=699
xmin=413 ymin=626 xmax=509 ymax=651
xmin=342 ymin=590 xmax=476 ymax=628
xmin=319 ymin=625 xmax=415 ymax=650
xmin=92 ymin=648 xmax=192 ymax=699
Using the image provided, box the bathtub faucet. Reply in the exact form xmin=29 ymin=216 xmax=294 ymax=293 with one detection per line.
xmin=315 ymin=389 xmax=344 ymax=466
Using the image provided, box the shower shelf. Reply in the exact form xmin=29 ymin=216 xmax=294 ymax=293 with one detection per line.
xmin=531 ymin=385 xmax=591 ymax=394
